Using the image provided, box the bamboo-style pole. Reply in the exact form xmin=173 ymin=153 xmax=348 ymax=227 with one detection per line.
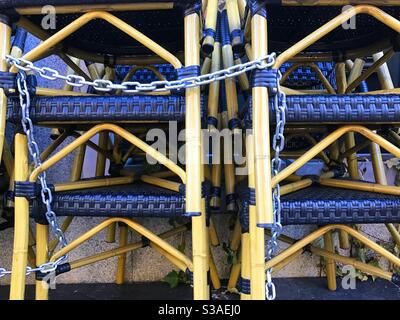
xmin=247 ymin=133 xmax=266 ymax=299
xmin=226 ymin=0 xmax=243 ymax=53
xmin=251 ymin=11 xmax=273 ymax=226
xmin=202 ymin=0 xmax=218 ymax=55
xmin=10 ymin=134 xmax=29 ymax=300
xmin=116 ymin=224 xmax=128 ymax=284
xmin=373 ymin=51 xmax=394 ymax=89
xmin=324 ymin=232 xmax=337 ymax=291
xmin=35 ymin=224 xmax=49 ymax=300
xmin=346 ymin=49 xmax=394 ymax=93
xmin=185 ymin=11 xmax=209 ymax=300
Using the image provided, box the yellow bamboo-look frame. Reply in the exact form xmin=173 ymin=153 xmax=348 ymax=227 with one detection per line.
xmin=10 ymin=11 xmax=182 ymax=73
xmin=273 ymin=6 xmax=400 ymax=69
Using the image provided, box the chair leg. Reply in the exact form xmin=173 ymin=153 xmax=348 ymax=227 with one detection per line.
xmin=247 ymin=133 xmax=266 ymax=300
xmin=370 ymin=142 xmax=400 ymax=248
xmin=185 ymin=10 xmax=209 ymax=300
xmin=209 ymin=248 xmax=221 ymax=290
xmin=116 ymin=224 xmax=128 ymax=284
xmin=324 ymin=231 xmax=337 ymax=291
xmin=240 ymin=232 xmax=251 ymax=300
xmin=9 ymin=134 xmax=29 ymax=300
xmin=250 ymin=4 xmax=273 ymax=228
xmin=35 ymin=223 xmax=49 ymax=300
xmin=228 ymin=259 xmax=241 ymax=292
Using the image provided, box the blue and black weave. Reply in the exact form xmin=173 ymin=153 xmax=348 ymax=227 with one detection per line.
xmin=240 ymin=94 xmax=400 ymax=128
xmin=280 ymin=62 xmax=336 ymax=90
xmin=239 ymin=185 xmax=400 ymax=232
xmin=31 ymin=184 xmax=186 ymax=220
xmin=115 ymin=64 xmax=177 ymax=84
xmin=7 ymin=95 xmax=205 ymax=124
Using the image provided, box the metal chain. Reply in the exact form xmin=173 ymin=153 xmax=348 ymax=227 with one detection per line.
xmin=6 ymin=53 xmax=276 ymax=93
xmin=0 ymin=53 xmax=278 ymax=279
xmin=266 ymin=70 xmax=286 ymax=301
xmin=0 ymin=71 xmax=68 ymax=279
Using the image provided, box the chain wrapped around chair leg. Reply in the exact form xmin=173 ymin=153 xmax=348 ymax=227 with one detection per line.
xmin=266 ymin=70 xmax=287 ymax=301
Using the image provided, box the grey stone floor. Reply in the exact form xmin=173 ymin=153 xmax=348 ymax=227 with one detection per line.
xmin=1 ymin=278 xmax=399 ymax=300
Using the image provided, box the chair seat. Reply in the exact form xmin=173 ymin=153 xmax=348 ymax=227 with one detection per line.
xmin=30 ymin=183 xmax=186 ymax=221
xmin=7 ymin=94 xmax=205 ymax=126
xmin=241 ymin=94 xmax=400 ymax=127
xmin=240 ymin=185 xmax=400 ymax=231
xmin=267 ymin=6 xmax=400 ymax=53
xmin=7 ymin=2 xmax=198 ymax=57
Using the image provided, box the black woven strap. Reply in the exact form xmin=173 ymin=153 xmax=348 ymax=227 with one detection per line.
xmin=250 ymin=68 xmax=279 ymax=93
xmin=176 ymin=65 xmax=200 ymax=80
xmin=35 ymin=263 xmax=71 ymax=281
xmin=185 ymin=268 xmax=210 ymax=286
xmin=14 ymin=181 xmax=38 ymax=199
xmin=0 ymin=71 xmax=16 ymax=91
xmin=238 ymin=277 xmax=251 ymax=295
xmin=248 ymin=188 xmax=256 ymax=206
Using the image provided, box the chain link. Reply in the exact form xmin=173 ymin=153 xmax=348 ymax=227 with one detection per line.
xmin=0 ymin=71 xmax=69 ymax=279
xmin=266 ymin=70 xmax=286 ymax=301
xmin=6 ymin=54 xmax=276 ymax=93
xmin=2 ymin=53 xmax=280 ymax=281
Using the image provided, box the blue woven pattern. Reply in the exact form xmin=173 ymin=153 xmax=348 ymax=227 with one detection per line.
xmin=31 ymin=184 xmax=186 ymax=219
xmin=115 ymin=64 xmax=177 ymax=83
xmin=241 ymin=94 xmax=400 ymax=127
xmin=240 ymin=186 xmax=400 ymax=232
xmin=280 ymin=62 xmax=336 ymax=89
xmin=7 ymin=95 xmax=201 ymax=124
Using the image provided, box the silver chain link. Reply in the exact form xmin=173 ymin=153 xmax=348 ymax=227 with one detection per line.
xmin=1 ymin=53 xmax=280 ymax=281
xmin=6 ymin=53 xmax=276 ymax=93
xmin=18 ymin=70 xmax=68 ymax=275
xmin=266 ymin=70 xmax=286 ymax=301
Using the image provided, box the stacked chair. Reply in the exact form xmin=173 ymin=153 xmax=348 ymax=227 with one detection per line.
xmin=229 ymin=1 xmax=400 ymax=300
xmin=1 ymin=0 xmax=400 ymax=301
xmin=0 ymin=0 xmax=224 ymax=300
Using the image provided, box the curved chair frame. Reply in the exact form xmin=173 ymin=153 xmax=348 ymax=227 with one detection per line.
xmin=7 ymin=3 xmax=210 ymax=301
